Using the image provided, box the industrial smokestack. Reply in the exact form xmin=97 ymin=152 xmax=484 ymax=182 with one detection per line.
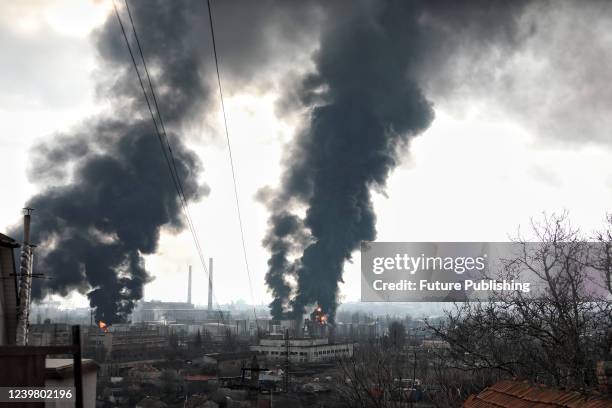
xmin=16 ymin=208 xmax=35 ymax=345
xmin=187 ymin=265 xmax=192 ymax=305
xmin=22 ymin=209 xmax=31 ymax=245
xmin=208 ymin=258 xmax=213 ymax=311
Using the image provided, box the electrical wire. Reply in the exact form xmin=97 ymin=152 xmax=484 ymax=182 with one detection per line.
xmin=206 ymin=0 xmax=258 ymax=320
xmin=113 ymin=0 xmax=217 ymax=306
xmin=122 ymin=0 xmax=212 ymax=281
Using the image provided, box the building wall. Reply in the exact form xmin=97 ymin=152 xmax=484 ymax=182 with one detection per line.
xmin=259 ymin=337 xmax=329 ymax=347
xmin=0 ymin=249 xmax=7 ymax=344
xmin=84 ymin=331 xmax=113 ymax=360
xmin=0 ymin=238 xmax=18 ymax=346
xmin=251 ymin=338 xmax=354 ymax=363
xmin=28 ymin=323 xmax=72 ymax=346
xmin=45 ymin=359 xmax=97 ymax=408
xmin=45 ymin=370 xmax=96 ymax=408
xmin=84 ymin=328 xmax=168 ymax=362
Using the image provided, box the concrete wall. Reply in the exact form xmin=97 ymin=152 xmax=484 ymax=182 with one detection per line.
xmin=251 ymin=342 xmax=354 ymax=363
xmin=45 ymin=363 xmax=97 ymax=408
xmin=259 ymin=338 xmax=328 ymax=347
xmin=0 ymin=240 xmax=18 ymax=346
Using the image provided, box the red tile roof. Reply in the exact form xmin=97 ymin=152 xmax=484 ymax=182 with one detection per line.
xmin=464 ymin=380 xmax=612 ymax=408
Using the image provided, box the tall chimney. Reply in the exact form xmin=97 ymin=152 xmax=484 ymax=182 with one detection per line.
xmin=142 ymin=257 xmax=146 ymax=302
xmin=208 ymin=258 xmax=213 ymax=311
xmin=16 ymin=208 xmax=34 ymax=345
xmin=187 ymin=265 xmax=192 ymax=305
xmin=23 ymin=209 xmax=31 ymax=245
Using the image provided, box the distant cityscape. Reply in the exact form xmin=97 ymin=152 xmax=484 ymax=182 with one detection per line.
xmin=25 ymin=293 xmax=448 ymax=406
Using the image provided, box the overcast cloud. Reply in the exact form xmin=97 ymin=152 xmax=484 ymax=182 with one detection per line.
xmin=1 ymin=0 xmax=612 ymax=311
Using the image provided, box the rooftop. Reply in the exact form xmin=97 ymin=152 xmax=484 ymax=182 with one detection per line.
xmin=464 ymin=380 xmax=612 ymax=408
xmin=204 ymin=351 xmax=257 ymax=362
xmin=46 ymin=358 xmax=98 ymax=379
xmin=0 ymin=233 xmax=19 ymax=248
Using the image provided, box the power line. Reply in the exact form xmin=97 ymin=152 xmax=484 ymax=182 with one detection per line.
xmin=206 ymin=0 xmax=258 ymax=319
xmin=114 ymin=0 xmax=261 ymax=317
xmin=122 ymin=0 xmax=211 ymax=281
xmin=112 ymin=0 xmax=216 ymax=305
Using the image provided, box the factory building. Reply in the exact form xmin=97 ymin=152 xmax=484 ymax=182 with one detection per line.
xmin=0 ymin=233 xmax=18 ymax=345
xmin=333 ymin=322 xmax=378 ymax=340
xmin=28 ymin=321 xmax=72 ymax=346
xmin=84 ymin=325 xmax=168 ymax=362
xmin=251 ymin=336 xmax=354 ymax=363
xmin=131 ymin=260 xmax=224 ymax=324
xmin=131 ymin=301 xmax=229 ymax=323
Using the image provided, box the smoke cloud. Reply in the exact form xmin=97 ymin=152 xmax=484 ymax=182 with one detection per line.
xmin=13 ymin=0 xmax=325 ymax=323
xmin=12 ymin=1 xmax=215 ymax=323
xmin=263 ymin=0 xmax=531 ymax=321
xmin=6 ymin=0 xmax=535 ymax=323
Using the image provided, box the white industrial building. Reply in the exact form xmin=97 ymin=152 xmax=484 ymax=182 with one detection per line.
xmin=251 ymin=336 xmax=354 ymax=363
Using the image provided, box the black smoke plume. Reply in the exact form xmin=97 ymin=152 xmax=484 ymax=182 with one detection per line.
xmin=14 ymin=1 xmax=214 ymax=323
xmin=263 ymin=211 xmax=309 ymax=318
xmin=14 ymin=0 xmax=324 ymax=323
xmin=264 ymin=0 xmax=530 ymax=321
xmin=4 ymin=0 xmax=326 ymax=323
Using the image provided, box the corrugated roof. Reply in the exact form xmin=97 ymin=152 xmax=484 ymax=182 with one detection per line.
xmin=464 ymin=380 xmax=612 ymax=408
xmin=0 ymin=233 xmax=19 ymax=249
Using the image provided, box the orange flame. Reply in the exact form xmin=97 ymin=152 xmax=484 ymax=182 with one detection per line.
xmin=312 ymin=304 xmax=328 ymax=326
xmin=98 ymin=320 xmax=109 ymax=333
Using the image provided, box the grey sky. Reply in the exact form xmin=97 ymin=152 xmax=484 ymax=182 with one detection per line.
xmin=1 ymin=0 xmax=612 ymax=310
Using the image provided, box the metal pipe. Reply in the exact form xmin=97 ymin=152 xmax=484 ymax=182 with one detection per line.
xmin=15 ymin=208 xmax=34 ymax=345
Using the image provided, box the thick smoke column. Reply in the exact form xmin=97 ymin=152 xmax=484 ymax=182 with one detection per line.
xmin=264 ymin=0 xmax=529 ymax=320
xmin=16 ymin=1 xmax=213 ymax=323
xmin=263 ymin=211 xmax=307 ymax=318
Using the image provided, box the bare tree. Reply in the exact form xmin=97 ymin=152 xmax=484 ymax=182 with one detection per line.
xmin=335 ymin=344 xmax=418 ymax=408
xmin=423 ymin=356 xmax=500 ymax=408
xmin=428 ymin=213 xmax=612 ymax=390
xmin=592 ymin=213 xmax=612 ymax=298
xmin=592 ymin=213 xmax=612 ymax=361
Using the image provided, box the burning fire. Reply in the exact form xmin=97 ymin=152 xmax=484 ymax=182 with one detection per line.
xmin=312 ymin=305 xmax=328 ymax=326
xmin=98 ymin=320 xmax=110 ymax=333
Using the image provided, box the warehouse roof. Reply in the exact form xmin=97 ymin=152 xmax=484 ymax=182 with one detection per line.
xmin=464 ymin=379 xmax=612 ymax=408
